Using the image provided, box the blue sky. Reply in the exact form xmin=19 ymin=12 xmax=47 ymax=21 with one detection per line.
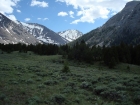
xmin=0 ymin=0 xmax=134 ymax=34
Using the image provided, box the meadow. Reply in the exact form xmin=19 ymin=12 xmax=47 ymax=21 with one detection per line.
xmin=0 ymin=51 xmax=140 ymax=105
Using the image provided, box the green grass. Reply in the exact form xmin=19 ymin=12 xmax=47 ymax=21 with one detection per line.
xmin=0 ymin=51 xmax=140 ymax=105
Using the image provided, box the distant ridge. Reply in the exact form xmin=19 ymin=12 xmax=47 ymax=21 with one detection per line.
xmin=58 ymin=29 xmax=83 ymax=42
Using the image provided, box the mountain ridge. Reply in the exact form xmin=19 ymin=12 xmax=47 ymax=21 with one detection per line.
xmin=0 ymin=13 xmax=68 ymax=45
xmin=74 ymin=1 xmax=140 ymax=46
xmin=17 ymin=22 xmax=69 ymax=44
xmin=0 ymin=13 xmax=39 ymax=45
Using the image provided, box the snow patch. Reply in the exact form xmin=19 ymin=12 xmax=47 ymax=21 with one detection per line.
xmin=21 ymin=22 xmax=44 ymax=35
xmin=5 ymin=28 xmax=12 ymax=35
xmin=37 ymin=36 xmax=58 ymax=44
xmin=58 ymin=29 xmax=83 ymax=42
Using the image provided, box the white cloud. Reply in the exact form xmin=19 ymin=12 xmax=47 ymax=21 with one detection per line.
xmin=37 ymin=18 xmax=41 ymax=20
xmin=25 ymin=18 xmax=31 ymax=22
xmin=0 ymin=0 xmax=20 ymax=21
xmin=31 ymin=0 xmax=48 ymax=7
xmin=7 ymin=15 xmax=17 ymax=21
xmin=0 ymin=0 xmax=20 ymax=14
xmin=37 ymin=18 xmax=48 ymax=20
xmin=44 ymin=18 xmax=48 ymax=20
xmin=17 ymin=9 xmax=21 ymax=13
xmin=58 ymin=11 xmax=68 ymax=17
xmin=56 ymin=0 xmax=134 ymax=24
xmin=69 ymin=11 xmax=74 ymax=18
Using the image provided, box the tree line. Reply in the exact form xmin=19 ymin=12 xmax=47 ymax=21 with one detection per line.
xmin=0 ymin=41 xmax=140 ymax=68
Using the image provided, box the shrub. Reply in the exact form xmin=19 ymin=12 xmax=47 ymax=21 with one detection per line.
xmin=51 ymin=94 xmax=66 ymax=104
xmin=36 ymin=78 xmax=42 ymax=81
xmin=133 ymin=91 xmax=140 ymax=104
xmin=94 ymin=85 xmax=108 ymax=95
xmin=36 ymin=72 xmax=48 ymax=77
xmin=0 ymin=94 xmax=6 ymax=101
xmin=9 ymin=79 xmax=18 ymax=85
xmin=66 ymin=82 xmax=76 ymax=88
xmin=61 ymin=87 xmax=72 ymax=94
xmin=100 ymin=89 xmax=126 ymax=101
xmin=44 ymin=80 xmax=58 ymax=85
xmin=0 ymin=93 xmax=10 ymax=104
xmin=62 ymin=61 xmax=70 ymax=73
xmin=26 ymin=79 xmax=34 ymax=84
xmin=80 ymin=81 xmax=91 ymax=89
xmin=26 ymin=96 xmax=42 ymax=104
xmin=91 ymin=78 xmax=98 ymax=85
xmin=37 ymin=84 xmax=45 ymax=89
xmin=74 ymin=97 xmax=80 ymax=104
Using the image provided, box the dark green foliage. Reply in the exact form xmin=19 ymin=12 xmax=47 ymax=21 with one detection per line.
xmin=26 ymin=79 xmax=34 ymax=84
xmin=133 ymin=91 xmax=140 ymax=104
xmin=0 ymin=41 xmax=140 ymax=67
xmin=37 ymin=84 xmax=45 ymax=88
xmin=68 ymin=40 xmax=95 ymax=63
xmin=0 ymin=94 xmax=6 ymax=101
xmin=26 ymin=96 xmax=42 ymax=105
xmin=44 ymin=80 xmax=58 ymax=85
xmin=62 ymin=61 xmax=70 ymax=73
xmin=127 ymin=65 xmax=130 ymax=71
xmin=80 ymin=81 xmax=91 ymax=89
xmin=109 ymin=57 xmax=116 ymax=68
xmin=50 ymin=94 xmax=66 ymax=104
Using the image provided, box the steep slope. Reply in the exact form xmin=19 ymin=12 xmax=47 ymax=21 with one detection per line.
xmin=17 ymin=22 xmax=69 ymax=45
xmin=0 ymin=13 xmax=68 ymax=45
xmin=58 ymin=29 xmax=83 ymax=42
xmin=75 ymin=1 xmax=140 ymax=46
xmin=0 ymin=13 xmax=39 ymax=45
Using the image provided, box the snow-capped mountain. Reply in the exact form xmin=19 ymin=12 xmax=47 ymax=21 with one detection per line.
xmin=16 ymin=22 xmax=68 ymax=45
xmin=0 ymin=13 xmax=39 ymax=45
xmin=58 ymin=29 xmax=83 ymax=42
xmin=0 ymin=13 xmax=68 ymax=45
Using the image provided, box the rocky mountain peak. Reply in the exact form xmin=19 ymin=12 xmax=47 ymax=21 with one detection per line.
xmin=58 ymin=29 xmax=83 ymax=42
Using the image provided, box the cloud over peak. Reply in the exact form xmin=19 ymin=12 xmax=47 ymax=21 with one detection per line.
xmin=31 ymin=0 xmax=48 ymax=7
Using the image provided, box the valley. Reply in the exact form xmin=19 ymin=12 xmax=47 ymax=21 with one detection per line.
xmin=0 ymin=51 xmax=140 ymax=105
xmin=0 ymin=1 xmax=140 ymax=105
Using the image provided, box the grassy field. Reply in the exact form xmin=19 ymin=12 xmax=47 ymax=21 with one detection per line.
xmin=0 ymin=51 xmax=140 ymax=105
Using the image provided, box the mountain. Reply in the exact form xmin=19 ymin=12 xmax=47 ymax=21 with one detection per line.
xmin=0 ymin=13 xmax=68 ymax=45
xmin=0 ymin=13 xmax=39 ymax=45
xmin=58 ymin=29 xmax=83 ymax=42
xmin=17 ymin=22 xmax=69 ymax=45
xmin=75 ymin=1 xmax=140 ymax=46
